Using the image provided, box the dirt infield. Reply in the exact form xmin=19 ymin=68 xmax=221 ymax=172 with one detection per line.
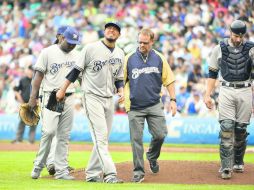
xmin=68 ymin=161 xmax=254 ymax=184
xmin=1 ymin=142 xmax=254 ymax=184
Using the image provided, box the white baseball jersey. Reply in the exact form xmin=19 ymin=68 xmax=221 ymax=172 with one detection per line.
xmin=34 ymin=44 xmax=79 ymax=93
xmin=75 ymin=41 xmax=124 ymax=97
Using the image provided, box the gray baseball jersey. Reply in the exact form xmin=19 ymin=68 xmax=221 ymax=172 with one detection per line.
xmin=35 ymin=44 xmax=77 ymax=93
xmin=75 ymin=41 xmax=124 ymax=97
xmin=32 ymin=44 xmax=78 ymax=178
xmin=75 ymin=41 xmax=124 ymax=181
xmin=208 ymin=39 xmax=254 ymax=123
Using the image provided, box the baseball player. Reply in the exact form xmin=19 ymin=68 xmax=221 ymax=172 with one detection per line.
xmin=204 ymin=20 xmax=254 ymax=179
xmin=28 ymin=26 xmax=81 ymax=180
xmin=56 ymin=22 xmax=124 ymax=183
xmin=45 ymin=25 xmax=74 ymax=175
xmin=124 ymin=28 xmax=176 ymax=183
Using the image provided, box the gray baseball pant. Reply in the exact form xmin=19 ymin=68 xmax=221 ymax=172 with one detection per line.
xmin=82 ymin=93 xmax=117 ymax=181
xmin=33 ymin=92 xmax=74 ymax=178
xmin=128 ymin=102 xmax=168 ymax=176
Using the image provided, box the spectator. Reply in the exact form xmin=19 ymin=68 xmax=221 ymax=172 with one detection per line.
xmin=11 ymin=65 xmax=36 ymax=144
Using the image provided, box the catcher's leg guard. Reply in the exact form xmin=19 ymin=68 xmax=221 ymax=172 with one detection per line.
xmin=219 ymin=119 xmax=235 ymax=171
xmin=234 ymin=123 xmax=249 ymax=165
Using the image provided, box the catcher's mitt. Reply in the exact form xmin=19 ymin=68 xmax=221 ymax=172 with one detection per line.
xmin=19 ymin=103 xmax=40 ymax=127
xmin=46 ymin=90 xmax=65 ymax=113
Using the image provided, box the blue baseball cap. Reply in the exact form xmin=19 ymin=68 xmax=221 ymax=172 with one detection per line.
xmin=105 ymin=22 xmax=121 ymax=33
xmin=57 ymin=26 xmax=69 ymax=35
xmin=63 ymin=27 xmax=81 ymax=45
xmin=54 ymin=26 xmax=69 ymax=44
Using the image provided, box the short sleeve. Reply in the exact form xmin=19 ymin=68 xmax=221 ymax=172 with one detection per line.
xmin=34 ymin=49 xmax=47 ymax=73
xmin=75 ymin=45 xmax=89 ymax=72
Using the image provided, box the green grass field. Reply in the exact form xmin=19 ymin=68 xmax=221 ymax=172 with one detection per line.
xmin=0 ymin=144 xmax=254 ymax=190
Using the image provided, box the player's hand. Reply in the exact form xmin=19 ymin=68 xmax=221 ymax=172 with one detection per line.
xmin=28 ymin=97 xmax=37 ymax=109
xmin=117 ymin=91 xmax=124 ymax=103
xmin=170 ymin=101 xmax=177 ymax=117
xmin=56 ymin=89 xmax=66 ymax=102
xmin=204 ymin=95 xmax=213 ymax=109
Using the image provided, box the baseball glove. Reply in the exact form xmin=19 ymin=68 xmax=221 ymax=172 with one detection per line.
xmin=19 ymin=103 xmax=40 ymax=127
xmin=46 ymin=90 xmax=65 ymax=113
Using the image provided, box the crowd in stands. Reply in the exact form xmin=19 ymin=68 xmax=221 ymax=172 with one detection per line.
xmin=0 ymin=0 xmax=254 ymax=116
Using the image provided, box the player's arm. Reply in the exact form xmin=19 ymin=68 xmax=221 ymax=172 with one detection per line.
xmin=56 ymin=67 xmax=81 ymax=101
xmin=28 ymin=71 xmax=44 ymax=108
xmin=204 ymin=45 xmax=220 ymax=109
xmin=160 ymin=52 xmax=177 ymax=116
xmin=249 ymin=47 xmax=254 ymax=80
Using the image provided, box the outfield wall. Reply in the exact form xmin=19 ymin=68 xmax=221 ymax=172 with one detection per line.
xmin=0 ymin=114 xmax=254 ymax=144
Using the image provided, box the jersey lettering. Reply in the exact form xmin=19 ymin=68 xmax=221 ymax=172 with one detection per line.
xmin=50 ymin=61 xmax=75 ymax=75
xmin=131 ymin=67 xmax=160 ymax=79
xmin=92 ymin=58 xmax=122 ymax=72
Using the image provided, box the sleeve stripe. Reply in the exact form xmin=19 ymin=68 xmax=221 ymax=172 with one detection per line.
xmin=34 ymin=67 xmax=45 ymax=74
xmin=74 ymin=65 xmax=83 ymax=72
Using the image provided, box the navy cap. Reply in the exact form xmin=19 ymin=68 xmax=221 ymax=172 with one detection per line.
xmin=57 ymin=26 xmax=69 ymax=35
xmin=54 ymin=26 xmax=69 ymax=44
xmin=63 ymin=27 xmax=81 ymax=45
xmin=230 ymin=20 xmax=247 ymax=36
xmin=105 ymin=22 xmax=121 ymax=33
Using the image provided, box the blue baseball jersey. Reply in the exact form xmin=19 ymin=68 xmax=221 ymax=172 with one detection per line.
xmin=124 ymin=49 xmax=175 ymax=111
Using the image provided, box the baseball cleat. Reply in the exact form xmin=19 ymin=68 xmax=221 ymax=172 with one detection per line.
xmin=47 ymin=164 xmax=56 ymax=175
xmin=31 ymin=168 xmax=42 ymax=179
xmin=148 ymin=160 xmax=159 ymax=173
xmin=233 ymin=164 xmax=244 ymax=173
xmin=55 ymin=174 xmax=75 ymax=180
xmin=221 ymin=169 xmax=232 ymax=179
xmin=103 ymin=176 xmax=124 ymax=183
xmin=132 ymin=175 xmax=144 ymax=183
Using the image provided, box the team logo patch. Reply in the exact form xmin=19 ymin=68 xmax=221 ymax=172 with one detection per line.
xmin=132 ymin=67 xmax=160 ymax=79
xmin=73 ymin=34 xmax=78 ymax=39
xmin=234 ymin=49 xmax=239 ymax=53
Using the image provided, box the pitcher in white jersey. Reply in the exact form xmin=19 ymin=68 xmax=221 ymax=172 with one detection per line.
xmin=45 ymin=25 xmax=75 ymax=176
xmin=28 ymin=26 xmax=81 ymax=180
xmin=56 ymin=22 xmax=124 ymax=183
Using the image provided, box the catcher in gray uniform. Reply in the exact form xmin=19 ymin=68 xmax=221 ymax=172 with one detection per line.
xmin=56 ymin=22 xmax=124 ymax=183
xmin=46 ymin=25 xmax=75 ymax=176
xmin=204 ymin=20 xmax=254 ymax=179
xmin=28 ymin=26 xmax=81 ymax=180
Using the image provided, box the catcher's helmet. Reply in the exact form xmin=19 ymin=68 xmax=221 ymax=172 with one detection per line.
xmin=230 ymin=20 xmax=246 ymax=35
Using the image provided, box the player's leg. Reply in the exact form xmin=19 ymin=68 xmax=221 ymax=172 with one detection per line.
xmin=85 ymin=146 xmax=102 ymax=182
xmin=54 ymin=95 xmax=74 ymax=180
xmin=46 ymin=135 xmax=57 ymax=175
xmin=146 ymin=102 xmax=167 ymax=174
xmin=218 ymin=87 xmax=236 ymax=179
xmin=83 ymin=94 xmax=120 ymax=183
xmin=219 ymin=119 xmax=235 ymax=179
xmin=128 ymin=109 xmax=146 ymax=182
xmin=85 ymin=97 xmax=115 ymax=182
xmin=233 ymin=123 xmax=248 ymax=172
xmin=31 ymin=92 xmax=60 ymax=179
xmin=234 ymin=87 xmax=252 ymax=172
